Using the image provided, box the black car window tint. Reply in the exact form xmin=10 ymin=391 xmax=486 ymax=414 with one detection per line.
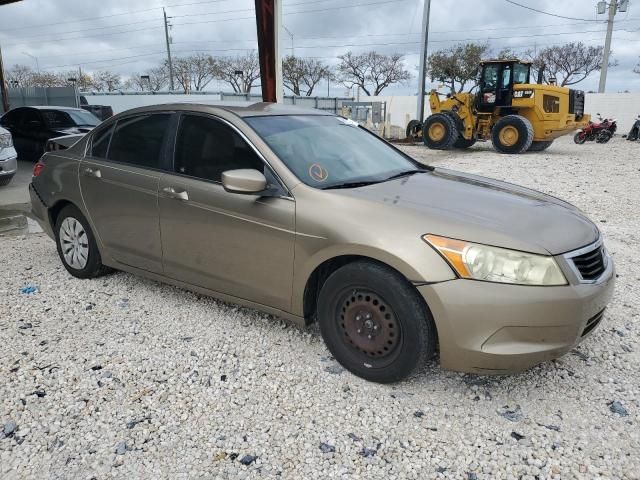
xmin=107 ymin=114 xmax=170 ymax=169
xmin=0 ymin=109 xmax=21 ymax=127
xmin=174 ymin=115 xmax=264 ymax=183
xmin=41 ymin=110 xmax=75 ymax=128
xmin=22 ymin=109 xmax=42 ymax=126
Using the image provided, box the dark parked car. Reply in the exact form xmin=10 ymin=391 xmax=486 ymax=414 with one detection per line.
xmin=0 ymin=106 xmax=100 ymax=161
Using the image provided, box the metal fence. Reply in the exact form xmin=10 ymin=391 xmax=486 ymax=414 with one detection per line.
xmin=1 ymin=87 xmax=79 ymax=113
xmin=218 ymin=92 xmax=354 ymax=114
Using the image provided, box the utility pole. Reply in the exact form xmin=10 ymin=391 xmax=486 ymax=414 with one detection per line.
xmin=163 ymin=8 xmax=175 ymax=91
xmin=0 ymin=43 xmax=9 ymax=113
xmin=598 ymin=0 xmax=627 ymax=93
xmin=416 ymin=0 xmax=431 ymax=122
xmin=283 ymin=25 xmax=294 ymax=56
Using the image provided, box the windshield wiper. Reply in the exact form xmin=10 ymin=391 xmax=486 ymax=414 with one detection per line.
xmin=384 ymin=169 xmax=428 ymax=181
xmin=322 ymin=180 xmax=383 ymax=190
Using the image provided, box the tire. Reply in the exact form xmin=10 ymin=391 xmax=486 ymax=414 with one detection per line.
xmin=0 ymin=175 xmax=14 ymax=186
xmin=54 ymin=204 xmax=111 ymax=279
xmin=422 ymin=113 xmax=458 ymax=150
xmin=491 ymin=115 xmax=534 ymax=154
xmin=441 ymin=111 xmax=476 ymax=149
xmin=405 ymin=120 xmax=422 ymax=141
xmin=528 ymin=140 xmax=554 ymax=152
xmin=453 ymin=136 xmax=477 ymax=149
xmin=317 ymin=260 xmax=437 ymax=383
xmin=574 ymin=132 xmax=587 ymax=145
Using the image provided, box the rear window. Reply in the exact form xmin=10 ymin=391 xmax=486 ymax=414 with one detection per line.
xmin=41 ymin=109 xmax=100 ymax=128
xmin=90 ymin=125 xmax=113 ymax=158
xmin=107 ymin=114 xmax=170 ymax=168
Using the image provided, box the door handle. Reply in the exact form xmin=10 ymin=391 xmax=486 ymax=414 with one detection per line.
xmin=162 ymin=186 xmax=189 ymax=201
xmin=84 ymin=167 xmax=101 ymax=178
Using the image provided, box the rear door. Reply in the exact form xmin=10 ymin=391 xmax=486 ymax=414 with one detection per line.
xmin=158 ymin=113 xmax=296 ymax=311
xmin=79 ymin=113 xmax=173 ymax=273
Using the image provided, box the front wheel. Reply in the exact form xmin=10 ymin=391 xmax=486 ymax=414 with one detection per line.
xmin=317 ymin=261 xmax=437 ymax=383
xmin=574 ymin=132 xmax=587 ymax=144
xmin=491 ymin=115 xmax=534 ymax=154
xmin=54 ymin=205 xmax=112 ymax=279
xmin=422 ymin=113 xmax=458 ymax=150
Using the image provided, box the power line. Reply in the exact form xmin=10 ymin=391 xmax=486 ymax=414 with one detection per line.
xmin=504 ymin=0 xmax=600 ymax=22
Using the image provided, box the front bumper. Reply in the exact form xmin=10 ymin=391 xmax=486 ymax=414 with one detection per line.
xmin=0 ymin=149 xmax=17 ymax=177
xmin=419 ymin=250 xmax=615 ymax=374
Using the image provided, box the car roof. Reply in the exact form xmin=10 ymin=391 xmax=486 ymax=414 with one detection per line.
xmin=17 ymin=106 xmax=88 ymax=112
xmin=112 ymin=102 xmax=333 ymax=119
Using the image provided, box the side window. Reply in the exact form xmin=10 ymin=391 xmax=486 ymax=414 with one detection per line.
xmin=90 ymin=125 xmax=113 ymax=158
xmin=481 ymin=65 xmax=499 ymax=92
xmin=501 ymin=66 xmax=512 ymax=89
xmin=108 ymin=114 xmax=170 ymax=168
xmin=0 ymin=109 xmax=21 ymax=128
xmin=22 ymin=109 xmax=42 ymax=126
xmin=174 ymin=114 xmax=264 ymax=183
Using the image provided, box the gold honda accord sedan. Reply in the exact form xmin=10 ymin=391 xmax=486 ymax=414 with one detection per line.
xmin=29 ymin=103 xmax=615 ymax=383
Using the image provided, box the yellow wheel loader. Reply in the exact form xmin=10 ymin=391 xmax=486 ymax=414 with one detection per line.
xmin=408 ymin=60 xmax=591 ymax=154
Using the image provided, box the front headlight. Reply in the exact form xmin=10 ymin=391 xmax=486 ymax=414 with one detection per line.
xmin=424 ymin=234 xmax=567 ymax=286
xmin=0 ymin=133 xmax=13 ymax=148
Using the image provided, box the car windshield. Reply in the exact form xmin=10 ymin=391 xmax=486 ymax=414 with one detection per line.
xmin=245 ymin=115 xmax=422 ymax=189
xmin=41 ymin=109 xmax=100 ymax=128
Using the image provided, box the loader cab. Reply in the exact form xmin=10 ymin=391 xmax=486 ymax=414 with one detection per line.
xmin=476 ymin=60 xmax=531 ymax=112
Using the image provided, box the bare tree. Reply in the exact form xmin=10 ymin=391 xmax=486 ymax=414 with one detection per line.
xmin=30 ymin=72 xmax=64 ymax=88
xmin=171 ymin=57 xmax=193 ymax=94
xmin=427 ymin=42 xmax=489 ymax=94
xmin=529 ymin=42 xmax=610 ymax=86
xmin=282 ymin=55 xmax=304 ymax=95
xmin=57 ymin=70 xmax=94 ymax=90
xmin=6 ymin=64 xmax=34 ymax=87
xmin=337 ymin=51 xmax=411 ymax=96
xmin=126 ymin=66 xmax=169 ymax=92
xmin=283 ymin=56 xmax=333 ymax=96
xmin=93 ymin=70 xmax=121 ymax=92
xmin=216 ymin=52 xmax=261 ymax=93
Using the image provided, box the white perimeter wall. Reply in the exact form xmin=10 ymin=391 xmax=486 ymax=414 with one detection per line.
xmin=84 ymin=92 xmax=640 ymax=135
xmin=369 ymin=93 xmax=640 ymax=136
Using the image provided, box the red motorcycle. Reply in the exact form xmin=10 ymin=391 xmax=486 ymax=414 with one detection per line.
xmin=574 ymin=114 xmax=617 ymax=144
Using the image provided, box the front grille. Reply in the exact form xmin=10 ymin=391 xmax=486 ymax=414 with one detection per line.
xmin=569 ymin=89 xmax=585 ymax=120
xmin=582 ymin=309 xmax=605 ymax=337
xmin=571 ymin=245 xmax=606 ymax=281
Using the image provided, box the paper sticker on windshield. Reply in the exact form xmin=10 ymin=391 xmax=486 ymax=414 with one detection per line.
xmin=309 ymin=164 xmax=328 ymax=182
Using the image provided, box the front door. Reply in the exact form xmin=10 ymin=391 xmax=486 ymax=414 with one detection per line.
xmin=477 ymin=63 xmax=514 ymax=112
xmin=158 ymin=113 xmax=296 ymax=311
xmin=79 ymin=113 xmax=173 ymax=273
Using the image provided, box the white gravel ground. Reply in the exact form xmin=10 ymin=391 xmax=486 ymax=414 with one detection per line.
xmin=1 ymin=135 xmax=638 ymax=479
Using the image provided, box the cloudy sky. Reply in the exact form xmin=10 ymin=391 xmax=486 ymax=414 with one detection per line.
xmin=1 ymin=0 xmax=639 ymax=94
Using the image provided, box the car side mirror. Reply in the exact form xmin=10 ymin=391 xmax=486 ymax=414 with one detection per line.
xmin=222 ymin=169 xmax=267 ymax=194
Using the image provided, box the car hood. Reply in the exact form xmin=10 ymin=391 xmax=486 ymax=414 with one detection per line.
xmin=334 ymin=168 xmax=599 ymax=255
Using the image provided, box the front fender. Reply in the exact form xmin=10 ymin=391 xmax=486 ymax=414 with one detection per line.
xmin=290 ymin=241 xmax=456 ymax=317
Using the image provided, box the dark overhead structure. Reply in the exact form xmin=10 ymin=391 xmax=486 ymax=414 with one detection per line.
xmin=254 ymin=0 xmax=277 ymax=103
xmin=0 ymin=0 xmax=22 ymax=4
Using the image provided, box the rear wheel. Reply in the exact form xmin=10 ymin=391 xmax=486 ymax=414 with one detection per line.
xmin=422 ymin=113 xmax=457 ymax=150
xmin=405 ymin=120 xmax=422 ymax=141
xmin=492 ymin=115 xmax=534 ymax=154
xmin=574 ymin=132 xmax=587 ymax=144
xmin=54 ymin=205 xmax=112 ymax=279
xmin=317 ymin=261 xmax=437 ymax=383
xmin=528 ymin=140 xmax=554 ymax=152
xmin=441 ymin=111 xmax=476 ymax=149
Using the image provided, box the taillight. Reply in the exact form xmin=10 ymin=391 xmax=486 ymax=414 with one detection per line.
xmin=33 ymin=162 xmax=45 ymax=177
